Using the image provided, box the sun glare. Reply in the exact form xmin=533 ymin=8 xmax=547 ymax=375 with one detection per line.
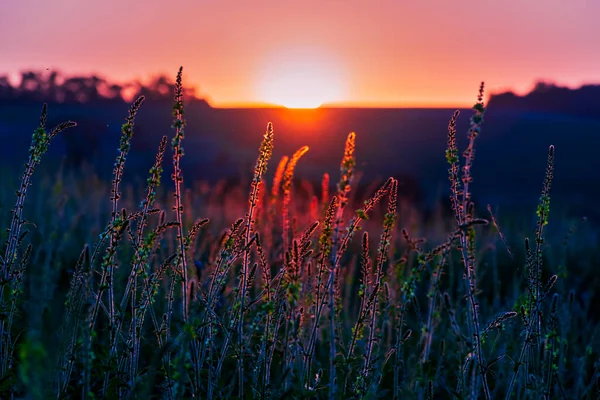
xmin=256 ymin=51 xmax=346 ymax=109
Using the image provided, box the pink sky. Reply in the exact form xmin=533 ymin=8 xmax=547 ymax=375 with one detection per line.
xmin=1 ymin=0 xmax=598 ymax=107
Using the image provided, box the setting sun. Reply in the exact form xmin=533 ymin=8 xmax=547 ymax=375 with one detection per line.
xmin=255 ymin=51 xmax=347 ymax=108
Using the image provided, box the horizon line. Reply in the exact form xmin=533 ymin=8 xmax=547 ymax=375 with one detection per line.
xmin=211 ymin=100 xmax=476 ymax=109
xmin=4 ymin=69 xmax=600 ymax=110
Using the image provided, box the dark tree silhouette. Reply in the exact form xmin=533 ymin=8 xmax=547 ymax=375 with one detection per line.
xmin=0 ymin=69 xmax=207 ymax=105
xmin=488 ymin=81 xmax=600 ymax=118
xmin=132 ymin=74 xmax=176 ymax=101
xmin=106 ymin=83 xmax=123 ymax=100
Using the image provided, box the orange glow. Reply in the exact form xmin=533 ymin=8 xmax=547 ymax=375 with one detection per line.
xmin=2 ymin=1 xmax=599 ymax=107
xmin=255 ymin=51 xmax=347 ymax=109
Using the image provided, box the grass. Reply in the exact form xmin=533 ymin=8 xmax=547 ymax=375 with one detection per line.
xmin=0 ymin=68 xmax=599 ymax=399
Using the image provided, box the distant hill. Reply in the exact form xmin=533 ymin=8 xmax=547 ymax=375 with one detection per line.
xmin=488 ymin=81 xmax=600 ymax=119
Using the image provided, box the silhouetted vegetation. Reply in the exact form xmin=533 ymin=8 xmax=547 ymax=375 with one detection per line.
xmin=0 ymin=69 xmax=208 ymax=106
xmin=1 ymin=69 xmax=599 ymax=399
xmin=488 ymin=80 xmax=600 ymax=118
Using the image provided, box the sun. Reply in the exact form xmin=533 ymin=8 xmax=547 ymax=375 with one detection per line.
xmin=256 ymin=51 xmax=346 ymax=109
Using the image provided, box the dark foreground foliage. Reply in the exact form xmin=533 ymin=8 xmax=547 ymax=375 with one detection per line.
xmin=1 ymin=69 xmax=598 ymax=400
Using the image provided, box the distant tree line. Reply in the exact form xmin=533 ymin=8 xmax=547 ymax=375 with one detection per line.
xmin=488 ymin=80 xmax=600 ymax=118
xmin=0 ymin=70 xmax=205 ymax=104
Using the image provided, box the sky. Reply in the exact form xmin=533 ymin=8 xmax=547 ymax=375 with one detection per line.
xmin=1 ymin=0 xmax=599 ymax=108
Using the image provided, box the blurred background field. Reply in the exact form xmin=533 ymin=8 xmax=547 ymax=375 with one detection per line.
xmin=3 ymin=75 xmax=600 ymax=213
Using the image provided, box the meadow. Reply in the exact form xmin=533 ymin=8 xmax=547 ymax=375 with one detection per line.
xmin=0 ymin=68 xmax=599 ymax=399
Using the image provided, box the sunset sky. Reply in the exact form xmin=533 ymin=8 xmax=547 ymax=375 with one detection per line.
xmin=1 ymin=0 xmax=599 ymax=107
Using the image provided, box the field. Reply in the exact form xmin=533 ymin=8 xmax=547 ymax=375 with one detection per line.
xmin=0 ymin=71 xmax=599 ymax=399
